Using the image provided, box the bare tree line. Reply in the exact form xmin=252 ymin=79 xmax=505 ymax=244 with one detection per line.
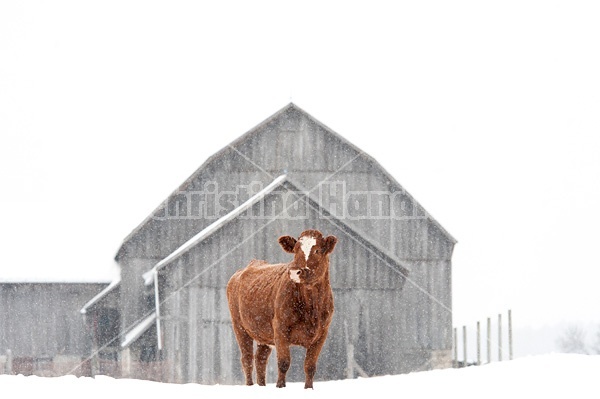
xmin=556 ymin=324 xmax=600 ymax=355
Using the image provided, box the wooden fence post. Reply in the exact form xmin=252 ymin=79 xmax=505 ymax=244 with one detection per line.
xmin=498 ymin=314 xmax=502 ymax=361
xmin=462 ymin=325 xmax=467 ymax=366
xmin=453 ymin=327 xmax=458 ymax=368
xmin=508 ymin=309 xmax=513 ymax=360
xmin=487 ymin=317 xmax=491 ymax=364
xmin=477 ymin=321 xmax=481 ymax=366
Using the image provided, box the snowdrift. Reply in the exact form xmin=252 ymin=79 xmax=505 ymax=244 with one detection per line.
xmin=1 ymin=354 xmax=597 ymax=399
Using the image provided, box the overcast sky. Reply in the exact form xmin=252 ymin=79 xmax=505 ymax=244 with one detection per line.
xmin=1 ymin=1 xmax=599 ymax=331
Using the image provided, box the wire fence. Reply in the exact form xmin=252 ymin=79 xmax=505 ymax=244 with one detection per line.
xmin=453 ymin=309 xmax=514 ymax=367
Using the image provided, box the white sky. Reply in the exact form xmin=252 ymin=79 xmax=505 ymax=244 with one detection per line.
xmin=1 ymin=1 xmax=599 ymax=330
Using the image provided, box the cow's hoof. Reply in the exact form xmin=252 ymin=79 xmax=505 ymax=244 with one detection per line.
xmin=276 ymin=381 xmax=286 ymax=388
xmin=304 ymin=384 xmax=314 ymax=389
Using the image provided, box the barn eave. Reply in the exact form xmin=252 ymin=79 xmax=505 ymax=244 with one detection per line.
xmin=142 ymin=174 xmax=288 ymax=285
xmin=80 ymin=278 xmax=121 ymax=314
xmin=120 ymin=311 xmax=157 ymax=348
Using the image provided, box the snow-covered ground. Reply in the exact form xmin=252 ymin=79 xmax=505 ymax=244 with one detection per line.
xmin=1 ymin=354 xmax=597 ymax=399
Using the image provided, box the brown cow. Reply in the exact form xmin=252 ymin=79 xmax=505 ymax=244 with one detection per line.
xmin=226 ymin=229 xmax=338 ymax=389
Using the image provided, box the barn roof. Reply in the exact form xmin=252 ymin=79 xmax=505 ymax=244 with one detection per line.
xmin=116 ymin=103 xmax=455 ymax=261
xmin=144 ymin=175 xmax=409 ymax=286
xmin=142 ymin=174 xmax=289 ymax=285
xmin=121 ymin=311 xmax=157 ymax=349
xmin=80 ymin=278 xmax=120 ymax=314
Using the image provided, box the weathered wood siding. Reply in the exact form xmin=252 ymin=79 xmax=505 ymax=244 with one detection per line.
xmin=118 ymin=258 xmax=157 ymax=335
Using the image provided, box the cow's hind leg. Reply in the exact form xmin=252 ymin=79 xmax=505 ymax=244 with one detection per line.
xmin=255 ymin=344 xmax=272 ymax=386
xmin=232 ymin=324 xmax=255 ymax=385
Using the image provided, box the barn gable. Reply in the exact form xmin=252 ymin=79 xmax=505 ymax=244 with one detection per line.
xmin=115 ymin=103 xmax=455 ymax=265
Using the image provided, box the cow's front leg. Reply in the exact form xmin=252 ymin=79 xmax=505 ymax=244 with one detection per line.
xmin=274 ymin=339 xmax=291 ymax=388
xmin=303 ymin=332 xmax=329 ymax=389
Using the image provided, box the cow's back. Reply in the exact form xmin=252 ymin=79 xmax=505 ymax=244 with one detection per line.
xmin=227 ymin=260 xmax=288 ymax=345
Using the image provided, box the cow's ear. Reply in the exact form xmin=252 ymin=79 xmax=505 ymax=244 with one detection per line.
xmin=278 ymin=236 xmax=297 ymax=253
xmin=323 ymin=235 xmax=338 ymax=255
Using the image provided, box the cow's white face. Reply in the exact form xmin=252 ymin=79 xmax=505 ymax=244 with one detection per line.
xmin=278 ymin=230 xmax=338 ymax=285
xmin=299 ymin=236 xmax=317 ymax=263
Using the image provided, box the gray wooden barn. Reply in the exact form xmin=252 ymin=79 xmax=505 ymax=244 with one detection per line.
xmin=84 ymin=103 xmax=456 ymax=383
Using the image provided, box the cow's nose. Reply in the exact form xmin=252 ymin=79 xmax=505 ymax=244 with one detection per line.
xmin=290 ymin=269 xmax=302 ymax=283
